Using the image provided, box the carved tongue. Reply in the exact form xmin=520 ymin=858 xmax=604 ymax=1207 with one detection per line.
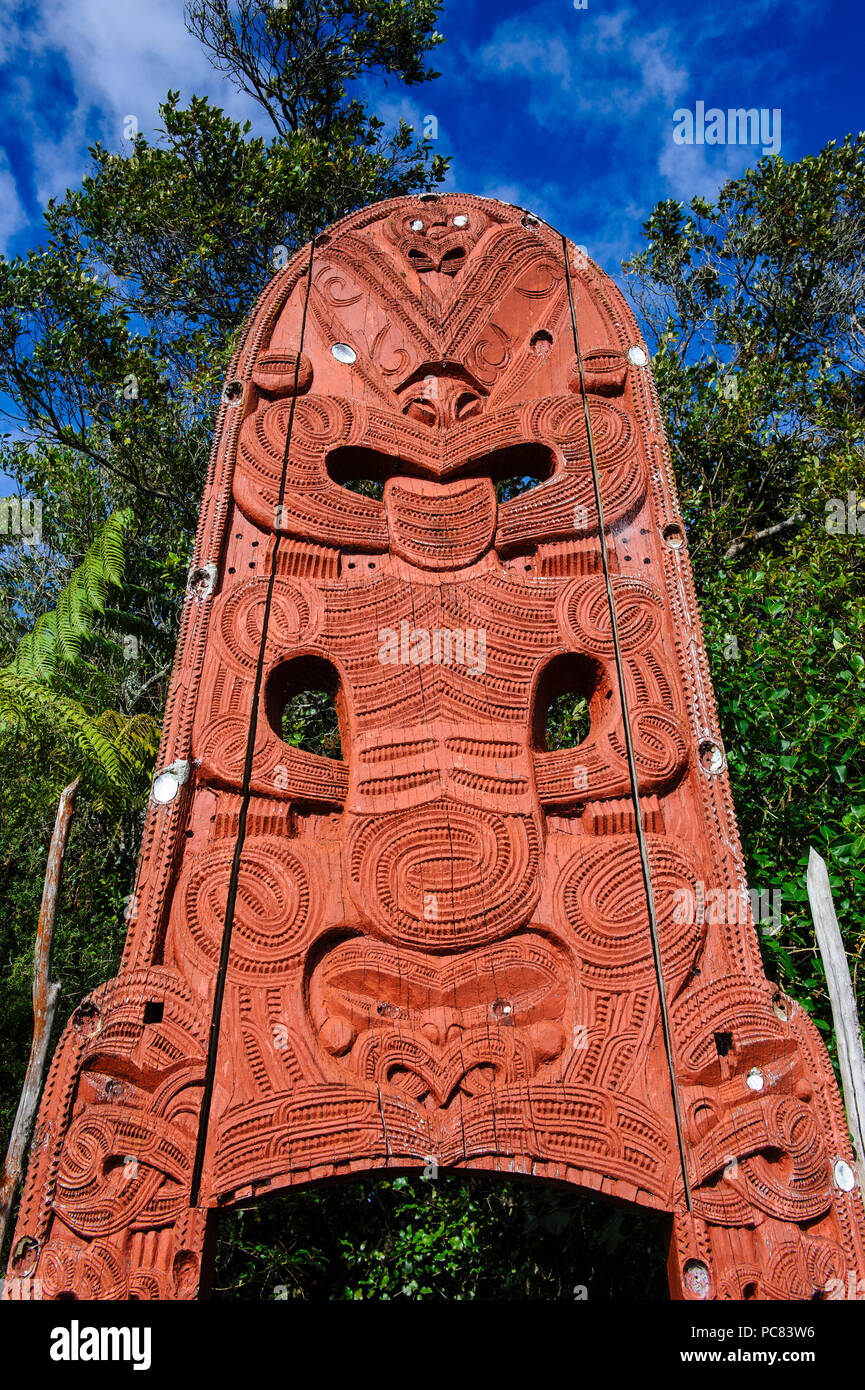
xmin=384 ymin=475 xmax=496 ymax=570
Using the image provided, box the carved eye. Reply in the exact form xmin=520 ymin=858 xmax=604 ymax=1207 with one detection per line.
xmin=455 ymin=392 xmax=481 ymax=420
xmin=453 ymin=214 xmax=468 ymax=227
xmin=404 ymin=397 xmax=437 ymax=426
xmin=410 ymin=219 xmax=424 ymax=232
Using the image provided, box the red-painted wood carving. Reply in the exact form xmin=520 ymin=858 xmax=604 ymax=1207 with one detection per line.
xmin=7 ymin=196 xmax=865 ymax=1301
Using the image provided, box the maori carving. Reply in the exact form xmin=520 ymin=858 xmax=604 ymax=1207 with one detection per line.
xmin=6 ymin=195 xmax=865 ymax=1303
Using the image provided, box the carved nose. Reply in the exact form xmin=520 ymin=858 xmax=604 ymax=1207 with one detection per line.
xmin=403 ymin=384 xmax=483 ymax=429
xmin=420 ymin=1007 xmax=463 ymax=1047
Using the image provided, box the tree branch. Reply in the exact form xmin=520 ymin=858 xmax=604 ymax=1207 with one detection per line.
xmin=724 ymin=511 xmax=806 ymax=560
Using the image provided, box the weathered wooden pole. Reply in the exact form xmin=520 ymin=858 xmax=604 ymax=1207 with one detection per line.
xmin=807 ymin=846 xmax=865 ymax=1193
xmin=0 ymin=779 xmax=78 ymax=1255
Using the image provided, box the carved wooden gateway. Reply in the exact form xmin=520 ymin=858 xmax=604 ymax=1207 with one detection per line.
xmin=8 ymin=196 xmax=865 ymax=1301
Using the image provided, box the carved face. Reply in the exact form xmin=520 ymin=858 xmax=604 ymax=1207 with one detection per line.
xmin=310 ymin=934 xmax=570 ymax=1105
xmin=384 ymin=205 xmax=489 ymax=278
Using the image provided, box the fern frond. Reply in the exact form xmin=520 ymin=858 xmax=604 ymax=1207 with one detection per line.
xmin=0 ymin=671 xmax=161 ymax=808
xmin=0 ymin=669 xmax=125 ymax=792
xmin=0 ymin=509 xmax=161 ymax=807
xmin=10 ymin=508 xmax=134 ymax=681
xmin=14 ymin=610 xmax=61 ymax=682
xmin=96 ymin=709 xmax=162 ymax=772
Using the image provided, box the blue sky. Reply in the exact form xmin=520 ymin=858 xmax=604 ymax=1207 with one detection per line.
xmin=0 ymin=0 xmax=861 ymax=277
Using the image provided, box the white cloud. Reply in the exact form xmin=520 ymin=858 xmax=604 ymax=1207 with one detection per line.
xmin=477 ymin=33 xmax=573 ymax=89
xmin=630 ymin=30 xmax=688 ymax=106
xmin=658 ymin=137 xmax=752 ymax=203
xmin=0 ymin=148 xmax=28 ymax=253
xmin=683 ymin=0 xmax=814 ymax=45
xmin=461 ymin=0 xmax=811 ymax=263
xmin=593 ymin=11 xmax=629 ymax=52
xmin=374 ymin=92 xmax=443 ymax=151
xmin=479 ymin=180 xmax=528 ymax=207
xmin=1 ymin=1 xmax=264 ymax=215
xmin=473 ymin=7 xmax=689 ymax=130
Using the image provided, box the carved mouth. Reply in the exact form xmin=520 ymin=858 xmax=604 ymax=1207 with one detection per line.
xmin=365 ymin=1037 xmax=522 ymax=1108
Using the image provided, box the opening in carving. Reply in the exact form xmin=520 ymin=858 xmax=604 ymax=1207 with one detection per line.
xmin=327 ymin=442 xmax=555 ymax=506
xmin=338 ymin=476 xmax=384 ymax=501
xmin=714 ymin=1032 xmax=733 ymax=1057
xmin=327 ymin=447 xmax=393 ymax=499
xmin=534 ymin=653 xmax=602 ymax=751
xmin=143 ymin=1002 xmax=163 ymax=1025
xmin=486 ymin=443 xmax=555 ymax=503
xmin=530 ymin=330 xmax=553 ymax=357
xmin=267 ymin=656 xmax=345 ymax=760
xmin=212 ymin=1174 xmax=670 ymax=1301
xmin=545 ymin=691 xmax=590 ymax=749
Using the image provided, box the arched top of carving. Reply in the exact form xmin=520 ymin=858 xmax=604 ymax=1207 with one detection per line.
xmin=222 ymin=195 xmax=646 ymax=413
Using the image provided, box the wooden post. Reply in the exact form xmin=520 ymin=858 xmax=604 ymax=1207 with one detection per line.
xmin=0 ymin=780 xmax=78 ymax=1255
xmin=807 ymin=846 xmax=865 ymax=1193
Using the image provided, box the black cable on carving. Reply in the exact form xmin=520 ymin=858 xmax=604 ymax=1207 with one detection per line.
xmin=190 ymin=239 xmax=318 ymax=1206
xmin=561 ymin=235 xmax=693 ymax=1211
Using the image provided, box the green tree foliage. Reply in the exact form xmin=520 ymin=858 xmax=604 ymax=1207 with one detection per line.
xmin=281 ymin=688 xmax=343 ymax=758
xmin=10 ymin=509 xmax=132 ymax=678
xmin=211 ymin=1175 xmax=668 ymax=1300
xmin=0 ymin=509 xmax=160 ymax=807
xmin=544 ymin=691 xmax=591 ymax=750
xmin=623 ymin=135 xmax=865 ymax=1037
xmin=185 ymin=0 xmax=445 ymax=139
